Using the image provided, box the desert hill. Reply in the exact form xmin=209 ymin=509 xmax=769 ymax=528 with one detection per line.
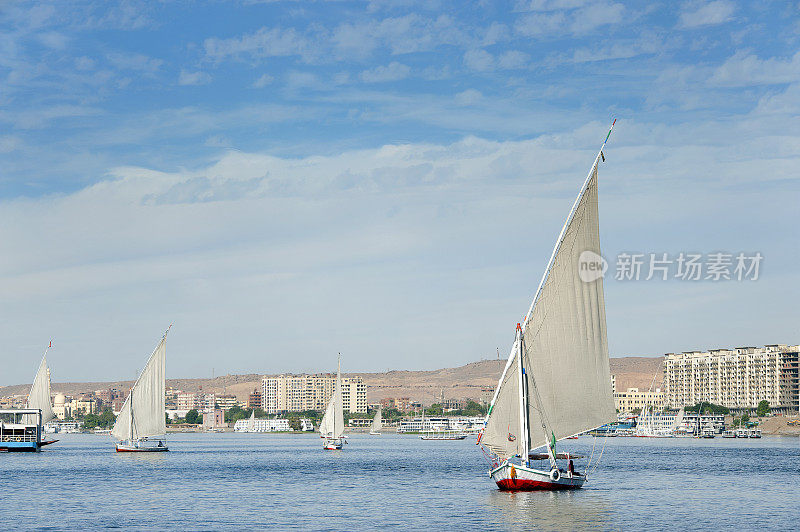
xmin=1 ymin=356 xmax=663 ymax=403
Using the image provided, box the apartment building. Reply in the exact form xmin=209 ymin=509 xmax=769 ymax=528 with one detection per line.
xmin=663 ymin=344 xmax=799 ymax=411
xmin=614 ymin=387 xmax=664 ymax=412
xmin=261 ymin=374 xmax=367 ymax=414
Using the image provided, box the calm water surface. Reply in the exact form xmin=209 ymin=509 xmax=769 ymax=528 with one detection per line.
xmin=2 ymin=433 xmax=799 ymax=530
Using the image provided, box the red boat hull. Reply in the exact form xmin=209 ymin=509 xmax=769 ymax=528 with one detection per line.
xmin=491 ymin=461 xmax=585 ymax=491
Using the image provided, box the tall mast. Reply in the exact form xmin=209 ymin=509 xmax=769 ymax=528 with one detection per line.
xmin=336 ymin=353 xmax=341 ymax=438
xmin=516 ymin=325 xmax=529 ymax=466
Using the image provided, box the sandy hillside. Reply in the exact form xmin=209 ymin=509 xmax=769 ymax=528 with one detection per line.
xmin=1 ymin=356 xmax=664 ymax=404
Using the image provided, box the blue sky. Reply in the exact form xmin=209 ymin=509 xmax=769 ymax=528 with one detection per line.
xmin=1 ymin=0 xmax=798 ymax=384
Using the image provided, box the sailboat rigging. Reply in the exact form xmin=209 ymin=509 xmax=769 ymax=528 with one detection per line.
xmin=478 ymin=121 xmax=618 ymax=490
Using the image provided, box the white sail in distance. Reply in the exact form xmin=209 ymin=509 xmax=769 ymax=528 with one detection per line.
xmin=111 ymin=333 xmax=168 ymax=441
xmin=370 ymin=407 xmax=382 ymax=433
xmin=483 ymin=140 xmax=616 ymax=459
xmin=319 ymin=358 xmax=344 ymax=439
xmin=24 ymin=348 xmax=55 ymax=425
xmin=247 ymin=410 xmax=256 ymax=432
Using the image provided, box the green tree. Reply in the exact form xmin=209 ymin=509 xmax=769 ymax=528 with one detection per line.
xmin=756 ymin=400 xmax=770 ymax=417
xmin=185 ymin=409 xmax=200 ymax=424
xmin=741 ymin=413 xmax=750 ymax=424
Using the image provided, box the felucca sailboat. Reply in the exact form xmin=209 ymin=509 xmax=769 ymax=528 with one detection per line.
xmin=478 ymin=122 xmax=617 ymax=490
xmin=369 ymin=406 xmax=382 ymax=435
xmin=21 ymin=342 xmax=58 ymax=448
xmin=319 ymin=355 xmax=345 ymax=450
xmin=111 ymin=328 xmax=170 ymax=452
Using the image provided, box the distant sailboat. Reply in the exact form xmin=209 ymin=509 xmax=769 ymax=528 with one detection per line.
xmin=23 ymin=342 xmax=58 ymax=448
xmin=478 ymin=122 xmax=617 ymax=490
xmin=369 ymin=406 xmax=382 ymax=435
xmin=111 ymin=328 xmax=170 ymax=452
xmin=246 ymin=410 xmax=256 ymax=433
xmin=319 ymin=355 xmax=345 ymax=450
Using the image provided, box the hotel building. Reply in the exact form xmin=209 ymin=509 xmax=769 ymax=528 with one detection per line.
xmin=613 ymin=387 xmax=664 ymax=412
xmin=663 ymin=344 xmax=800 ymax=411
xmin=261 ymin=374 xmax=367 ymax=414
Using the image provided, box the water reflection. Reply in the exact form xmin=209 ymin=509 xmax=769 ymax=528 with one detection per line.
xmin=487 ymin=487 xmax=613 ymax=530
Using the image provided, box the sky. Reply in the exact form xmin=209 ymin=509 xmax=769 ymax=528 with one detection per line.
xmin=1 ymin=0 xmax=798 ymax=385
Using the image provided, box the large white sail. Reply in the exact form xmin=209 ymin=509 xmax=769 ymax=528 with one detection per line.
xmin=246 ymin=410 xmax=255 ymax=432
xmin=24 ymin=349 xmax=55 ymax=425
xmin=370 ymin=407 xmax=382 ymax=433
xmin=111 ymin=334 xmax=167 ymax=441
xmin=319 ymin=359 xmax=344 ymax=439
xmin=520 ymin=165 xmax=615 ymax=449
xmin=482 ymin=148 xmax=615 ymax=459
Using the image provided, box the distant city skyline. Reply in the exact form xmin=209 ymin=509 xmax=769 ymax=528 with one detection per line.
xmin=1 ymin=2 xmax=798 ymax=384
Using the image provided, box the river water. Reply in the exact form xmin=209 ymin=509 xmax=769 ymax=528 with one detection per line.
xmin=2 ymin=433 xmax=798 ymax=530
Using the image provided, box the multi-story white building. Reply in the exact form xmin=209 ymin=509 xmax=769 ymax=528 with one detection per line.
xmin=664 ymin=344 xmax=799 ymax=411
xmin=261 ymin=374 xmax=367 ymax=414
xmin=614 ymin=387 xmax=664 ymax=412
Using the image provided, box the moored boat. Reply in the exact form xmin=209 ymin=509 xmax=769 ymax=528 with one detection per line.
xmin=111 ymin=328 xmax=170 ymax=452
xmin=0 ymin=409 xmax=45 ymax=452
xmin=477 ymin=122 xmax=618 ymax=491
xmin=419 ymin=430 xmax=468 ymax=440
xmin=722 ymin=429 xmax=736 ymax=438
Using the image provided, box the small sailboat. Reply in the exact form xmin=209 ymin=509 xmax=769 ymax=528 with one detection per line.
xmin=246 ymin=410 xmax=256 ymax=433
xmin=478 ymin=122 xmax=617 ymax=491
xmin=319 ymin=355 xmax=345 ymax=450
xmin=369 ymin=406 xmax=382 ymax=435
xmin=24 ymin=342 xmax=59 ymax=448
xmin=111 ymin=328 xmax=170 ymax=452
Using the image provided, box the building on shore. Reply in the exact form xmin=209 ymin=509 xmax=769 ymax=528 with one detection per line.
xmin=261 ymin=374 xmax=367 ymax=414
xmin=202 ymin=408 xmax=226 ymax=430
xmin=663 ymin=344 xmax=800 ymax=411
xmin=233 ymin=417 xmax=290 ymax=432
xmin=381 ymin=397 xmax=411 ymax=411
xmin=247 ymin=388 xmax=262 ymax=409
xmin=614 ymin=387 xmax=664 ymax=412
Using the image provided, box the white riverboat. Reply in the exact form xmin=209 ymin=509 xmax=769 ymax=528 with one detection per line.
xmin=419 ymin=430 xmax=468 ymax=440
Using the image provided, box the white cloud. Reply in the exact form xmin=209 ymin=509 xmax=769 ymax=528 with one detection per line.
xmin=515 ymin=1 xmax=624 ymax=36
xmin=2 ymin=120 xmax=798 ymax=382
xmin=0 ymin=135 xmax=22 ymax=153
xmin=463 ymin=49 xmax=495 ymax=71
xmin=204 ymin=27 xmax=312 ymax=62
xmin=678 ymin=1 xmax=735 ymax=29
xmin=107 ymin=52 xmax=163 ymax=73
xmin=360 ymin=61 xmax=411 ymax=82
xmin=179 ymin=70 xmax=211 ymax=86
xmin=708 ymin=51 xmax=800 ymax=87
xmin=454 ymin=89 xmax=482 ymax=105
xmin=252 ymin=73 xmax=275 ymax=88
xmin=498 ymin=50 xmax=530 ymax=69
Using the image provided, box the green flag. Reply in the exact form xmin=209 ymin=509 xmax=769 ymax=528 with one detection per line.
xmin=550 ymin=431 xmax=556 ymax=454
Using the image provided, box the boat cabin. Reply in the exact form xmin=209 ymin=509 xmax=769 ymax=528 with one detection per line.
xmin=0 ymin=409 xmax=43 ymax=452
